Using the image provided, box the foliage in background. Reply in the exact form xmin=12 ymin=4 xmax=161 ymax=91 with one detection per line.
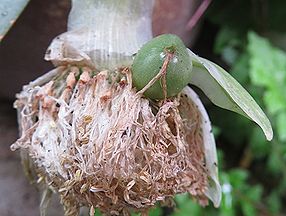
xmin=0 ymin=0 xmax=29 ymax=42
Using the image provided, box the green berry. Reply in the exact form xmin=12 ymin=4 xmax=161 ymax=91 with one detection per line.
xmin=131 ymin=34 xmax=192 ymax=100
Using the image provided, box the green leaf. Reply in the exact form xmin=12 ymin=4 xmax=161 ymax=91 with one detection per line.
xmin=173 ymin=193 xmax=202 ymax=216
xmin=241 ymin=201 xmax=256 ymax=216
xmin=250 ymin=127 xmax=269 ymax=159
xmin=267 ymin=148 xmax=282 ymax=175
xmin=248 ymin=32 xmax=286 ymax=87
xmin=231 ymin=53 xmax=250 ymax=84
xmin=149 ymin=206 xmax=162 ymax=216
xmin=267 ymin=191 xmax=282 ymax=214
xmin=277 ymin=112 xmax=286 ymax=142
xmin=0 ymin=0 xmax=30 ymax=42
xmin=214 ymin=27 xmax=241 ymax=54
xmin=228 ymin=169 xmax=248 ymax=186
xmin=94 ymin=208 xmax=102 ymax=216
xmin=188 ymin=49 xmax=273 ymax=141
xmin=264 ymin=90 xmax=286 ymax=114
xmin=241 ymin=185 xmax=262 ymax=216
xmin=248 ymin=32 xmax=286 ymax=116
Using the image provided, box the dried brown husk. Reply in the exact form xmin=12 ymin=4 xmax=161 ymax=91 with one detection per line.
xmin=11 ymin=66 xmax=219 ymax=215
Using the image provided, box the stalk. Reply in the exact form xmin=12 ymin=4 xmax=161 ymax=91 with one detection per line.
xmin=46 ymin=0 xmax=154 ymax=70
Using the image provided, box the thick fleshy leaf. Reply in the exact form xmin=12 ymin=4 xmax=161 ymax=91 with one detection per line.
xmin=188 ymin=49 xmax=273 ymax=141
xmin=0 ymin=0 xmax=30 ymax=42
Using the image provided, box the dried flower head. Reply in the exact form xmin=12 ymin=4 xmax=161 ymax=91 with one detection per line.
xmin=11 ymin=66 xmax=220 ymax=215
xmin=11 ymin=1 xmax=272 ymax=215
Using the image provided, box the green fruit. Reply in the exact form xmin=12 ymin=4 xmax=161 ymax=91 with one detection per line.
xmin=131 ymin=34 xmax=192 ymax=100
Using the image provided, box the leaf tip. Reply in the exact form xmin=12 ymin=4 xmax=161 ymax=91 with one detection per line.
xmin=265 ymin=125 xmax=273 ymax=141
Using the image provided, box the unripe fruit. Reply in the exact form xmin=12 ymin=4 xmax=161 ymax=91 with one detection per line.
xmin=131 ymin=34 xmax=192 ymax=100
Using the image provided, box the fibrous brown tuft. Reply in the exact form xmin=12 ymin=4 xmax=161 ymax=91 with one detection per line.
xmin=11 ymin=66 xmax=212 ymax=215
